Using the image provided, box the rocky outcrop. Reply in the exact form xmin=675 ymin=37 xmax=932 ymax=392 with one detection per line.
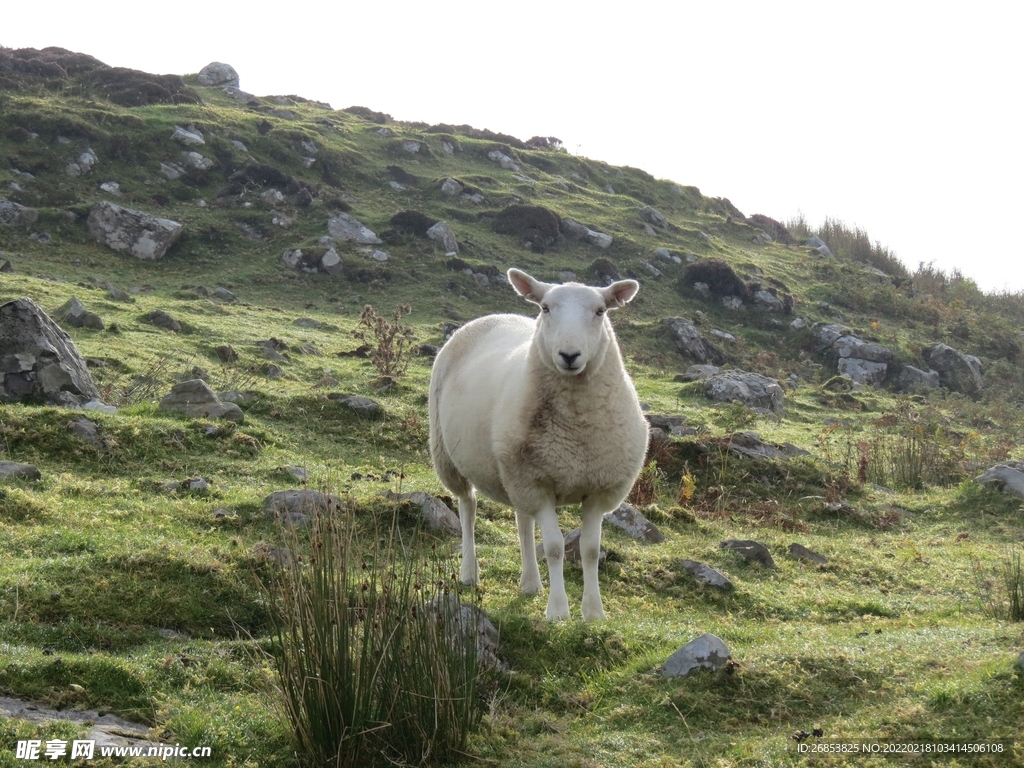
xmin=426 ymin=221 xmax=459 ymax=253
xmin=562 ymin=218 xmax=612 ymax=248
xmin=0 ymin=298 xmax=101 ymax=406
xmin=899 ymin=365 xmax=940 ymax=391
xmin=664 ymin=318 xmax=722 ymax=364
xmin=87 ymin=201 xmax=184 ymax=260
xmin=703 ymin=370 xmax=785 ymax=415
xmin=815 ymin=324 xmax=894 ymax=385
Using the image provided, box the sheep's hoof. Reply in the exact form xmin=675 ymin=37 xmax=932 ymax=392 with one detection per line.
xmin=519 ymin=574 xmax=542 ymax=594
xmin=460 ymin=562 xmax=479 ymax=585
xmin=546 ymin=600 xmax=570 ymax=621
xmin=582 ymin=606 xmax=607 ymax=621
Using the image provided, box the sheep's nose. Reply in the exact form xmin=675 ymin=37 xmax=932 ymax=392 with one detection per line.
xmin=559 ymin=351 xmax=581 ymax=367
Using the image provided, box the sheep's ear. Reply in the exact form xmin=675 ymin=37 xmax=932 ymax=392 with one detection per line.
xmin=603 ymin=279 xmax=640 ymax=309
xmin=508 ymin=268 xmax=551 ymax=304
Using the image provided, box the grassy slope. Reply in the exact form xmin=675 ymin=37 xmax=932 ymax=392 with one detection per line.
xmin=1 ymin=64 xmax=1023 ymax=767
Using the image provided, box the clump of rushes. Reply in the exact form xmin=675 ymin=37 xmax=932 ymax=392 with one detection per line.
xmin=976 ymin=545 xmax=1024 ymax=622
xmin=263 ymin=503 xmax=483 ymax=767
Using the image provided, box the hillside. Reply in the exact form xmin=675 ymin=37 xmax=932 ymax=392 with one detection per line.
xmin=1 ymin=47 xmax=1023 ymax=767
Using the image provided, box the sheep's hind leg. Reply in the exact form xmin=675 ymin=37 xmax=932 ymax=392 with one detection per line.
xmin=579 ymin=503 xmax=607 ymax=620
xmin=458 ymin=490 xmax=479 ymax=585
xmin=516 ymin=511 xmax=542 ymax=594
xmin=536 ymin=505 xmax=570 ymax=621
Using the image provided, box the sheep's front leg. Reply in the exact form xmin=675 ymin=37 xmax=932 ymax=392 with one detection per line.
xmin=516 ymin=511 xmax=542 ymax=594
xmin=579 ymin=503 xmax=607 ymax=620
xmin=458 ymin=490 xmax=479 ymax=585
xmin=535 ymin=505 xmax=570 ymax=620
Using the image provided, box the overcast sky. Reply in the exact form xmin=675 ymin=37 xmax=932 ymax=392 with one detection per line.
xmin=5 ymin=1 xmax=1022 ymax=292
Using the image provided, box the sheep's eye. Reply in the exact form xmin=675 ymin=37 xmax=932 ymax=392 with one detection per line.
xmin=541 ymin=304 xmax=550 ymax=313
xmin=596 ymin=308 xmax=605 ymax=316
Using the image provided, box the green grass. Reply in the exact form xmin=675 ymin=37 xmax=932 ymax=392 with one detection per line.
xmin=2 ymin=60 xmax=1024 ymax=767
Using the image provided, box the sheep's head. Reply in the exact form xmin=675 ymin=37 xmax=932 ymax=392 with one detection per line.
xmin=508 ymin=268 xmax=639 ymax=376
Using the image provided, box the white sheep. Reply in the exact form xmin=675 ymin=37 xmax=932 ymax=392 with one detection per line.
xmin=429 ymin=268 xmax=649 ymax=620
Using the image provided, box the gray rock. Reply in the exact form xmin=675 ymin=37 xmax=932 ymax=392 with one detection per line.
xmin=402 ymin=140 xmax=423 ymax=154
xmin=0 ymin=199 xmax=39 ymax=227
xmin=604 ymin=502 xmax=664 ymax=543
xmin=924 ymin=343 xmax=983 ymax=396
xmin=263 ymin=489 xmax=344 ymax=526
xmin=440 ymin=177 xmax=464 ymax=196
xmin=722 ymin=431 xmax=804 ymax=460
xmin=721 ymin=295 xmax=744 ymax=311
xmin=143 ymin=309 xmax=181 ymax=331
xmin=159 ymin=161 xmax=185 ymax=180
xmin=814 ymin=323 xmax=849 ymax=348
xmin=213 ymin=287 xmax=236 ymax=301
xmin=322 ymin=249 xmax=343 ymax=274
xmin=752 ymin=290 xmax=784 ymax=312
xmin=87 ymin=202 xmax=184 ymax=260
xmin=721 ymin=539 xmax=776 ymax=568
xmin=664 ymin=317 xmax=721 ymax=364
xmin=675 ymin=364 xmax=720 ymax=382
xmin=789 ymin=543 xmax=829 ymax=564
xmin=327 ymin=213 xmax=382 ymax=244
xmin=426 ymin=594 xmax=503 ymax=670
xmin=678 ymin=560 xmax=733 ymax=589
xmin=638 ymin=205 xmax=669 ymax=228
xmin=170 ymin=125 xmax=205 ymax=145
xmin=975 ymin=464 xmax=1024 ymax=499
xmin=0 ymin=461 xmax=41 ymax=481
xmin=384 ymin=491 xmax=460 ymax=533
xmin=805 ymin=236 xmax=833 ymax=257
xmin=487 ymin=150 xmax=520 ymax=171
xmin=426 ymin=220 xmax=459 ymax=253
xmin=663 ymin=633 xmax=731 ymax=677
xmin=56 ymin=297 xmax=103 ymax=330
xmin=184 ymin=151 xmax=213 ymax=170
xmin=67 ymin=416 xmax=103 ymax=448
xmin=562 ymin=218 xmax=612 ymax=248
xmin=80 ymin=398 xmax=117 ymax=414
xmin=899 ymin=365 xmax=940 ymax=390
xmin=789 ymin=317 xmax=807 ymax=331
xmin=198 ymin=62 xmax=240 ymax=88
xmin=158 ymin=379 xmax=244 ymax=422
xmin=0 ymin=298 xmax=101 ymax=406
xmin=837 ymin=357 xmax=888 ymax=385
xmin=704 ymin=371 xmax=785 ymax=415
xmin=834 ymin=336 xmax=893 ymax=363
xmin=334 ymin=394 xmax=383 ymax=418
xmin=0 ymin=694 xmax=163 ymax=753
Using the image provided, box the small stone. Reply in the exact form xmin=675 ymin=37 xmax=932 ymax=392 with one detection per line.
xmin=263 ymin=489 xmax=344 ymax=526
xmin=720 ymin=539 xmax=776 ymax=568
xmin=789 ymin=543 xmax=829 ymax=564
xmin=678 ymin=560 xmax=733 ymax=589
xmin=604 ymin=502 xmax=665 ymax=543
xmin=384 ymin=491 xmax=460 ymax=534
xmin=143 ymin=309 xmax=181 ymax=331
xmin=663 ymin=634 xmax=731 ymax=677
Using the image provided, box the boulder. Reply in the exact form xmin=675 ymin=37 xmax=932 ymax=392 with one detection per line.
xmin=56 ymin=297 xmax=103 ymax=330
xmin=426 ymin=595 xmax=503 ymax=670
xmin=975 ymin=463 xmax=1024 ymax=499
xmin=604 ymin=502 xmax=664 ymax=543
xmin=197 ymin=62 xmax=240 ymax=88
xmin=143 ymin=310 xmax=181 ymax=331
xmin=0 ymin=199 xmax=39 ymax=227
xmin=0 ymin=461 xmax=41 ymax=481
xmin=663 ymin=318 xmax=721 ymax=364
xmin=67 ymin=417 xmax=104 ymax=448
xmin=426 ymin=220 xmax=459 ymax=253
xmin=834 ymin=336 xmax=893 ymax=363
xmin=263 ymin=489 xmax=344 ymax=526
xmin=87 ymin=202 xmax=184 ymax=260
xmin=383 ymin=491 xmax=460 ymax=533
xmin=805 ymin=236 xmax=833 ymax=257
xmin=329 ymin=394 xmax=383 ymax=418
xmin=327 ymin=213 xmax=382 ymax=244
xmin=487 ymin=150 xmax=520 ymax=171
xmin=170 ymin=125 xmax=204 ymax=145
xmin=440 ymin=178 xmax=464 ymax=196
xmin=721 ymin=432 xmax=808 ymax=460
xmin=924 ymin=343 xmax=983 ymax=396
xmin=663 ymin=633 xmax=732 ymax=677
xmin=158 ymin=379 xmax=244 ymax=422
xmin=836 ymin=357 xmax=888 ymax=386
xmin=899 ymin=365 xmax=940 ymax=391
xmin=638 ymin=205 xmax=669 ymax=229
xmin=752 ymin=290 xmax=784 ymax=312
xmin=675 ymin=364 xmax=720 ymax=382
xmin=0 ymin=298 xmax=101 ymax=406
xmin=704 ymin=371 xmax=785 ymax=415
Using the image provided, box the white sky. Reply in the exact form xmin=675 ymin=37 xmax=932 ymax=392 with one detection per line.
xmin=4 ymin=1 xmax=1022 ymax=293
